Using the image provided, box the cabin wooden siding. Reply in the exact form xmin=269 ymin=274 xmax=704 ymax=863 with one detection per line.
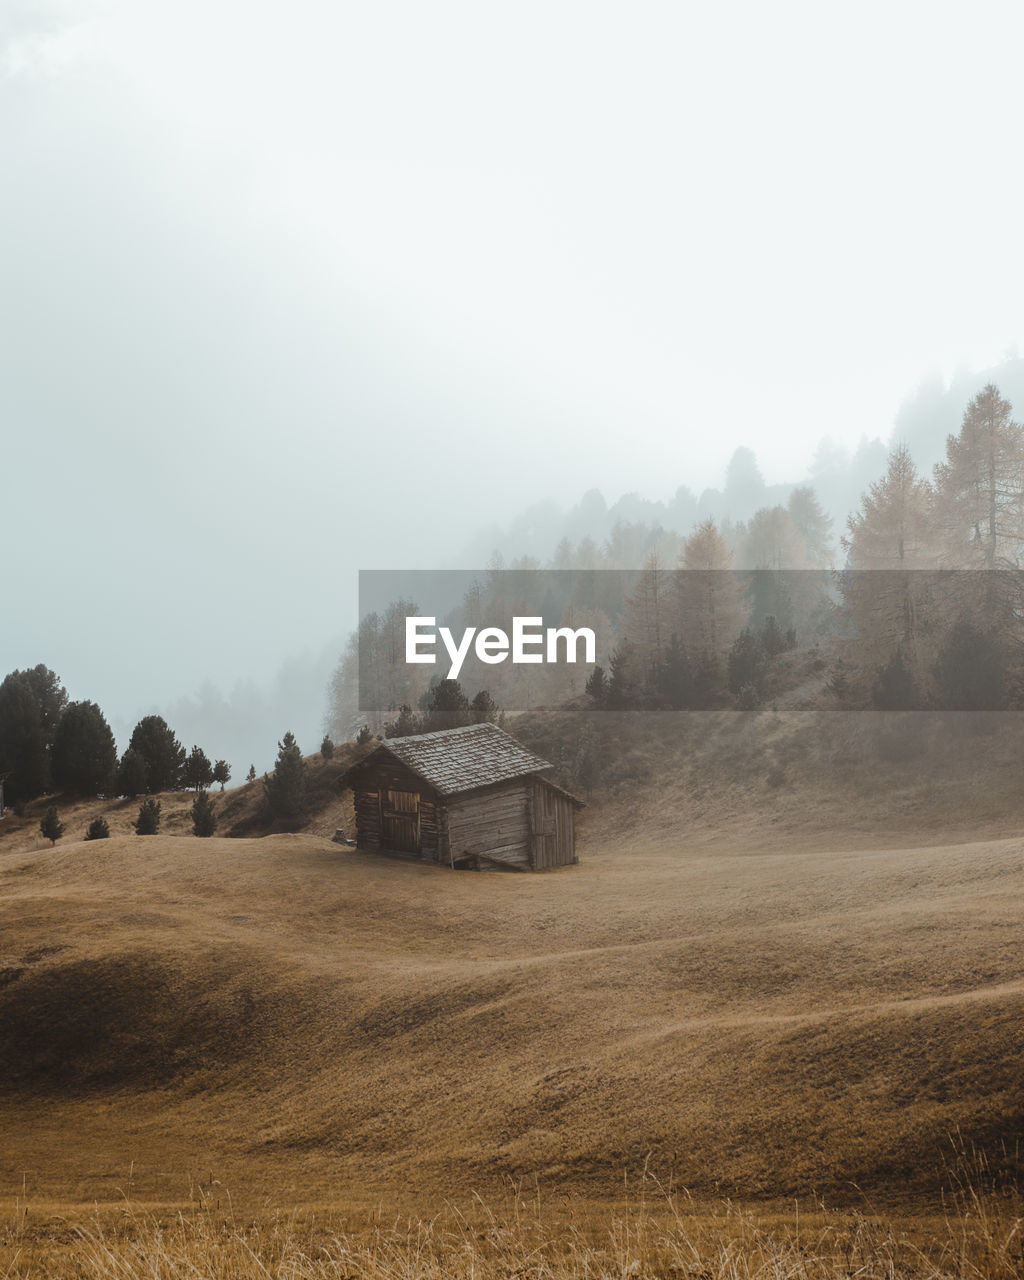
xmin=530 ymin=781 xmax=577 ymax=868
xmin=445 ymin=781 xmax=532 ymax=869
xmin=351 ymin=756 xmax=442 ymax=859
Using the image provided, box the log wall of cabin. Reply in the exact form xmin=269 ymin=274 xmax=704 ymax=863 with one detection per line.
xmin=350 ymin=756 xmax=440 ymax=858
xmin=446 ymin=782 xmax=532 ymax=869
xmin=531 ymin=783 xmax=578 ymax=868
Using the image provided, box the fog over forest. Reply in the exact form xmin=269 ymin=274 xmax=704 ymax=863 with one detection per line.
xmin=9 ymin=357 xmax=1024 ymax=778
xmin=5 ymin=2 xmax=1024 ymax=777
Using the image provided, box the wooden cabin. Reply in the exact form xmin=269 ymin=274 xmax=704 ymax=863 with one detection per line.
xmin=342 ymin=722 xmax=583 ymax=871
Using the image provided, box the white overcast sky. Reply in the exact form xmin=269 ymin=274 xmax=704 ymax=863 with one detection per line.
xmin=3 ymin=0 xmax=1024 ymax=745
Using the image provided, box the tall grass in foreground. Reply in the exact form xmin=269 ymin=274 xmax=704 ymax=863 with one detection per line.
xmin=2 ymin=1149 xmax=1021 ymax=1280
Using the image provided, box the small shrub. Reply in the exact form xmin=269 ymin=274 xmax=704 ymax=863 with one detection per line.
xmin=84 ymin=816 xmax=110 ymax=840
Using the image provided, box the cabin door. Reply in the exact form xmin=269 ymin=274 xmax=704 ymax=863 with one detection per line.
xmin=381 ymin=788 xmax=420 ymax=852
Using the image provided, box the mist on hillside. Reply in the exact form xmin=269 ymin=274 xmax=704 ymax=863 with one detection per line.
xmin=464 ymin=355 xmax=1024 ymax=571
xmin=5 ymin=3 xmax=1024 ymax=778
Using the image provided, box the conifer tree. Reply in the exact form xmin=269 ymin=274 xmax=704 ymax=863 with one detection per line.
xmin=263 ymin=732 xmax=308 ymax=830
xmin=117 ymin=747 xmax=148 ymax=799
xmin=624 ymin=552 xmax=669 ymax=691
xmin=841 ymin=443 xmax=936 ymax=698
xmin=933 ymin=384 xmax=1024 ymax=568
xmin=0 ymin=666 xmax=67 ymax=804
xmin=787 ymin=486 xmax=834 ymax=567
xmin=40 ymin=804 xmax=64 ymax=846
xmin=385 ymin=704 xmax=420 ymax=738
xmin=420 ymin=679 xmax=471 ymax=732
xmin=127 ymin=716 xmax=185 ymax=792
xmin=727 ymin=629 xmax=768 ymax=700
xmin=212 ymin=759 xmax=231 ymax=790
xmin=932 ymin=620 xmax=1005 ymax=710
xmin=470 ymin=689 xmax=500 ymax=724
xmin=51 ymin=700 xmax=117 ymax=796
xmin=191 ymin=790 xmax=217 ymax=837
xmin=606 ymin=641 xmax=640 ymax=709
xmin=133 ymin=797 xmax=161 ymax=835
xmin=674 ymin=519 xmax=746 ymax=682
xmin=584 ymin=665 xmax=607 ymax=704
xmin=182 ymin=745 xmax=214 ymax=792
xmin=872 ymin=647 xmax=919 ymax=710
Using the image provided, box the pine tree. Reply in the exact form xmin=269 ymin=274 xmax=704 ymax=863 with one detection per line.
xmin=212 ymin=759 xmax=231 ymax=790
xmin=182 ymin=745 xmax=214 ymax=792
xmin=40 ymin=805 xmax=64 ymax=846
xmin=470 ymin=689 xmax=500 ymax=724
xmin=420 ymin=679 xmax=471 ymax=732
xmin=133 ymin=797 xmax=161 ymax=835
xmin=606 ymin=641 xmax=640 ymax=709
xmin=127 ymin=716 xmax=185 ymax=792
xmin=872 ymin=647 xmax=919 ymax=710
xmin=0 ymin=665 xmax=67 ymax=804
xmin=584 ymin=665 xmax=607 ymax=704
xmin=246 ymin=764 xmax=257 ymax=783
xmin=263 ymin=732 xmax=308 ymax=830
xmin=727 ymin=629 xmax=768 ymax=699
xmin=84 ymin=816 xmax=110 ymax=840
xmin=117 ymin=747 xmax=148 ymax=799
xmin=191 ymin=790 xmax=217 ymax=837
xmin=320 ymin=735 xmax=335 ymax=759
xmin=932 ymin=619 xmax=1005 ymax=710
xmin=51 ymin=701 xmax=117 ymax=796
xmin=384 ymin=704 xmax=420 ymax=738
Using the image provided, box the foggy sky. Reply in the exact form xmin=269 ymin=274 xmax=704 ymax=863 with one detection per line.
xmin=4 ymin=0 xmax=1024 ymax=770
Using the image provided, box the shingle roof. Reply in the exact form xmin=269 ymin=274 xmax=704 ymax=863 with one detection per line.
xmin=364 ymin=722 xmax=553 ymax=796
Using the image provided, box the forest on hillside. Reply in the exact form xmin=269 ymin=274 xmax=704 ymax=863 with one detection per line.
xmin=327 ymin=384 xmax=1024 ymax=735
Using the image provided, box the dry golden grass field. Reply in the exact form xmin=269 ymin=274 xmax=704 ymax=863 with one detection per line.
xmin=1 ymin=710 xmax=1023 ymax=1276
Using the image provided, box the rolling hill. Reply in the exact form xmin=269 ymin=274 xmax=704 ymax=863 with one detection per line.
xmin=3 ymin=706 xmax=1023 ymax=1213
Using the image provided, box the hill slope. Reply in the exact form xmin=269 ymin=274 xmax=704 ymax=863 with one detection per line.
xmin=2 ymin=812 xmax=1022 ymax=1208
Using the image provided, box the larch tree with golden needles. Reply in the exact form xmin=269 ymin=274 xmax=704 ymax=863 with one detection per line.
xmin=931 ymin=385 xmax=1024 ymax=697
xmin=840 ymin=442 xmax=936 ymax=702
xmin=933 ymin=384 xmax=1024 ymax=568
xmin=623 ymin=552 xmax=670 ymax=693
xmin=673 ymin=519 xmax=746 ymax=699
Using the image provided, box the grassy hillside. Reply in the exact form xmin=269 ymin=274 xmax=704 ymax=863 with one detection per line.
xmin=516 ymin=704 xmax=1024 ymax=849
xmin=2 ymin=779 xmax=1023 ymax=1211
